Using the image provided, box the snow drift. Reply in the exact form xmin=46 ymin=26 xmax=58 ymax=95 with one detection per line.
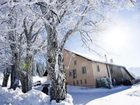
xmin=0 ymin=87 xmax=73 ymax=105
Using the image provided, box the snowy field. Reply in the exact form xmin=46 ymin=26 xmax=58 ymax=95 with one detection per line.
xmin=0 ymin=72 xmax=140 ymax=105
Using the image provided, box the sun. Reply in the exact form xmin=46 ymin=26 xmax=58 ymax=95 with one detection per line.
xmin=103 ymin=24 xmax=128 ymax=50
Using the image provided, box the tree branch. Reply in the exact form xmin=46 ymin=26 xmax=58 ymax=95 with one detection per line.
xmin=31 ymin=26 xmax=43 ymax=43
xmin=29 ymin=18 xmax=39 ymax=36
xmin=23 ymin=17 xmax=28 ymax=38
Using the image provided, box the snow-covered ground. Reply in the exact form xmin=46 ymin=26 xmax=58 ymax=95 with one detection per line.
xmin=68 ymin=85 xmax=131 ymax=105
xmin=1 ymin=72 xmax=140 ymax=105
xmin=0 ymin=72 xmax=73 ymax=105
xmin=0 ymin=87 xmax=73 ymax=105
xmin=86 ymin=84 xmax=140 ymax=105
xmin=0 ymin=84 xmax=140 ymax=105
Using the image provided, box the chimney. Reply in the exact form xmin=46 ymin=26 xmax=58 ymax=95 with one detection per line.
xmin=105 ymin=54 xmax=108 ymax=63
xmin=110 ymin=59 xmax=113 ymax=63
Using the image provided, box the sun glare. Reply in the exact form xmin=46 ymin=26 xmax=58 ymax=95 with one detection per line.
xmin=103 ymin=24 xmax=128 ymax=49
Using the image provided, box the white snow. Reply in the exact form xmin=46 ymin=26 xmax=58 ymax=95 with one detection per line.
xmin=0 ymin=72 xmax=73 ymax=105
xmin=0 ymin=87 xmax=73 ymax=105
xmin=68 ymin=85 xmax=131 ymax=105
xmin=33 ymin=76 xmax=48 ymax=84
xmin=67 ymin=84 xmax=140 ymax=105
xmin=51 ymin=94 xmax=73 ymax=105
xmin=86 ymin=84 xmax=140 ymax=105
xmin=1 ymin=72 xmax=140 ymax=105
xmin=0 ymin=87 xmax=48 ymax=105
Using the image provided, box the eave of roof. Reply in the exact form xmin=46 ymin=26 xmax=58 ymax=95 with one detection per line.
xmin=64 ymin=48 xmax=124 ymax=68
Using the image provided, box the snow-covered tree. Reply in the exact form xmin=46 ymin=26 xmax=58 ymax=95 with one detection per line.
xmin=36 ymin=0 xmax=135 ymax=102
xmin=0 ymin=0 xmax=135 ymax=103
xmin=0 ymin=0 xmax=44 ymax=92
xmin=0 ymin=0 xmax=20 ymax=88
xmin=20 ymin=16 xmax=44 ymax=93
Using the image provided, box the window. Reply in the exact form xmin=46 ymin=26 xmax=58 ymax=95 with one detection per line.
xmin=97 ymin=65 xmax=100 ymax=72
xmin=72 ymin=69 xmax=77 ymax=79
xmin=74 ymin=60 xmax=77 ymax=65
xmin=69 ymin=71 xmax=72 ymax=77
xmin=84 ymin=79 xmax=87 ymax=84
xmin=82 ymin=66 xmax=87 ymax=74
xmin=76 ymin=80 xmax=79 ymax=85
xmin=80 ymin=80 xmax=83 ymax=85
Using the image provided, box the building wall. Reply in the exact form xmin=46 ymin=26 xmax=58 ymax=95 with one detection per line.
xmin=92 ymin=62 xmax=109 ymax=87
xmin=64 ymin=50 xmax=95 ymax=87
xmin=64 ymin=50 xmax=110 ymax=87
xmin=109 ymin=65 xmax=124 ymax=85
xmin=64 ymin=50 xmax=134 ymax=88
xmin=121 ymin=67 xmax=133 ymax=80
xmin=108 ymin=65 xmax=134 ymax=85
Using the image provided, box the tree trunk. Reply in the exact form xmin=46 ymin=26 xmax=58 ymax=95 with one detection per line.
xmin=10 ymin=53 xmax=20 ymax=90
xmin=20 ymin=16 xmax=33 ymax=93
xmin=10 ymin=64 xmax=19 ymax=89
xmin=49 ymin=52 xmax=67 ymax=102
xmin=20 ymin=54 xmax=33 ymax=93
xmin=19 ymin=71 xmax=32 ymax=93
xmin=10 ymin=64 xmax=15 ymax=88
xmin=47 ymin=26 xmax=67 ymax=102
xmin=2 ymin=74 xmax=10 ymax=87
xmin=38 ymin=2 xmax=67 ymax=102
xmin=9 ymin=30 xmax=20 ymax=90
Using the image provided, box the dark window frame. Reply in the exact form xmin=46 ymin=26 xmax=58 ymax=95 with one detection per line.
xmin=97 ymin=65 xmax=100 ymax=72
xmin=72 ymin=69 xmax=77 ymax=79
xmin=82 ymin=66 xmax=87 ymax=74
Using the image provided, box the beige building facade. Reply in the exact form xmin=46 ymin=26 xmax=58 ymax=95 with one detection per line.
xmin=64 ymin=49 xmax=134 ymax=87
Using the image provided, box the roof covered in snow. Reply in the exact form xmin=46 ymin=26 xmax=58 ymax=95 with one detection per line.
xmin=64 ymin=49 xmax=124 ymax=67
xmin=64 ymin=49 xmax=135 ymax=80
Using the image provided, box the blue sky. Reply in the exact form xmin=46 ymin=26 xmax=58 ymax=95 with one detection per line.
xmin=65 ymin=1 xmax=140 ymax=68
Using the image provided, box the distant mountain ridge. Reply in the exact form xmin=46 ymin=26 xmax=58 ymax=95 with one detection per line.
xmin=128 ymin=67 xmax=140 ymax=79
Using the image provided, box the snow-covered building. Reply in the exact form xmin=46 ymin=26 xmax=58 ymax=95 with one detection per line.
xmin=64 ymin=49 xmax=135 ymax=88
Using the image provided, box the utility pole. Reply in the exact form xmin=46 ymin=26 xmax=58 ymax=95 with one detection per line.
xmin=105 ymin=54 xmax=113 ymax=88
